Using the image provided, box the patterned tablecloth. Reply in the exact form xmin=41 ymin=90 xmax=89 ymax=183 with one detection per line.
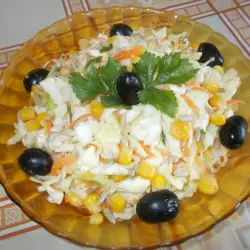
xmin=0 ymin=0 xmax=250 ymax=249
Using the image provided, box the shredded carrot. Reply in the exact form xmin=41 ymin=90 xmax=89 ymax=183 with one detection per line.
xmin=71 ymin=104 xmax=84 ymax=107
xmin=186 ymin=79 xmax=197 ymax=87
xmin=32 ymin=86 xmax=45 ymax=96
xmin=95 ymin=188 xmax=101 ymax=196
xmin=114 ymin=110 xmax=121 ymax=123
xmin=51 ymin=153 xmax=77 ymax=176
xmin=191 ymin=86 xmax=213 ymax=98
xmin=68 ymin=113 xmax=92 ymax=128
xmin=227 ymin=99 xmax=245 ymax=105
xmin=115 ymin=47 xmax=144 ymax=61
xmin=44 ymin=119 xmax=52 ymax=135
xmin=100 ymin=155 xmax=109 ymax=164
xmin=119 ymin=142 xmax=123 ymax=152
xmin=195 ymin=156 xmax=207 ymax=173
xmin=172 ymin=164 xmax=177 ymax=174
xmin=84 ymin=143 xmax=99 ymax=151
xmin=182 ymin=94 xmax=200 ymax=112
xmin=51 ymin=162 xmax=64 ymax=176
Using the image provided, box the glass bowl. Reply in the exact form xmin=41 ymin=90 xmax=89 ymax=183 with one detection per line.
xmin=0 ymin=6 xmax=250 ymax=249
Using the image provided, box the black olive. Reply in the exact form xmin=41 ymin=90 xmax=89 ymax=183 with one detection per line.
xmin=116 ymin=72 xmax=143 ymax=106
xmin=198 ymin=43 xmax=224 ymax=67
xmin=219 ymin=115 xmax=248 ymax=150
xmin=136 ymin=189 xmax=179 ymax=224
xmin=110 ymin=24 xmax=133 ymax=37
xmin=23 ymin=69 xmax=49 ymax=92
xmin=18 ymin=148 xmax=53 ymax=176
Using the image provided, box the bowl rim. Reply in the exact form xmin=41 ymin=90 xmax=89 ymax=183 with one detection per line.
xmin=0 ymin=5 xmax=250 ymax=249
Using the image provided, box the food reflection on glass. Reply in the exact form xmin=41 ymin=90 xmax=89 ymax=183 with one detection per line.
xmin=8 ymin=24 xmax=248 ymax=225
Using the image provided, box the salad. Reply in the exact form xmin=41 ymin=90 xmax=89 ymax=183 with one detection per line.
xmin=8 ymin=24 xmax=248 ymax=225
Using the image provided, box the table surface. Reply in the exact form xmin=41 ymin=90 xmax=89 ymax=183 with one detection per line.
xmin=0 ymin=0 xmax=250 ymax=249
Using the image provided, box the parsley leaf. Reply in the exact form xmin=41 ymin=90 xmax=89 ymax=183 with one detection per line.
xmin=138 ymin=88 xmax=177 ymax=117
xmin=85 ymin=56 xmax=102 ymax=69
xmin=100 ymin=44 xmax=113 ymax=53
xmin=100 ymin=94 xmax=123 ymax=107
xmin=100 ymin=57 xmax=124 ymax=93
xmin=155 ymin=54 xmax=198 ymax=85
xmin=69 ymin=64 xmax=108 ymax=102
xmin=69 ymin=57 xmax=126 ymax=107
xmin=132 ymin=52 xmax=159 ymax=87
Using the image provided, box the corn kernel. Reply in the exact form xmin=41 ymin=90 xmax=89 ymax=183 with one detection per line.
xmin=110 ymin=175 xmax=127 ymax=182
xmin=83 ymin=193 xmax=102 ymax=214
xmin=208 ymin=95 xmax=223 ymax=108
xmin=170 ymin=121 xmax=190 ymax=141
xmin=21 ymin=107 xmax=36 ymax=121
xmin=118 ymin=148 xmax=133 ymax=165
xmin=210 ymin=113 xmax=226 ymax=126
xmin=90 ymin=100 xmax=104 ymax=117
xmin=36 ymin=112 xmax=49 ymax=125
xmin=89 ymin=213 xmax=104 ymax=225
xmin=131 ymin=56 xmax=140 ymax=64
xmin=24 ymin=120 xmax=41 ymax=131
xmin=110 ymin=193 xmax=126 ymax=213
xmin=198 ymin=175 xmax=218 ymax=195
xmin=108 ymin=36 xmax=116 ymax=43
xmin=214 ymin=65 xmax=224 ymax=74
xmin=151 ymin=175 xmax=167 ymax=190
xmin=202 ymin=81 xmax=219 ymax=94
xmin=138 ymin=162 xmax=156 ymax=180
xmin=65 ymin=192 xmax=83 ymax=207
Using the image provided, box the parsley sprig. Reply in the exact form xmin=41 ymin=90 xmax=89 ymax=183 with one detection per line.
xmin=133 ymin=52 xmax=198 ymax=117
xmin=69 ymin=57 xmax=125 ymax=107
xmin=69 ymin=51 xmax=198 ymax=117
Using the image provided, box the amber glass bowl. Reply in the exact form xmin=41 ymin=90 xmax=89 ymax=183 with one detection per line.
xmin=0 ymin=6 xmax=250 ymax=249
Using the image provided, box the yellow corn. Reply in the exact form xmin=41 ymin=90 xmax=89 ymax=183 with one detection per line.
xmin=90 ymin=100 xmax=104 ymax=117
xmin=24 ymin=120 xmax=41 ymax=131
xmin=214 ymin=65 xmax=224 ymax=74
xmin=131 ymin=56 xmax=140 ymax=64
xmin=89 ymin=213 xmax=104 ymax=225
xmin=108 ymin=36 xmax=116 ymax=43
xmin=65 ymin=192 xmax=83 ymax=207
xmin=198 ymin=175 xmax=218 ymax=195
xmin=83 ymin=193 xmax=102 ymax=214
xmin=210 ymin=113 xmax=226 ymax=126
xmin=202 ymin=81 xmax=219 ymax=94
xmin=138 ymin=162 xmax=156 ymax=180
xmin=118 ymin=148 xmax=133 ymax=165
xmin=21 ymin=107 xmax=36 ymax=121
xmin=170 ymin=121 xmax=190 ymax=141
xmin=36 ymin=112 xmax=49 ymax=125
xmin=151 ymin=175 xmax=167 ymax=190
xmin=110 ymin=193 xmax=126 ymax=213
xmin=208 ymin=95 xmax=223 ymax=108
xmin=110 ymin=175 xmax=127 ymax=182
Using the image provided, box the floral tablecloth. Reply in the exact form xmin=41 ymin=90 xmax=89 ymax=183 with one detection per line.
xmin=0 ymin=0 xmax=250 ymax=249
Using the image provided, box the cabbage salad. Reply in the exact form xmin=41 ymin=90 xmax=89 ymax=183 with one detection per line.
xmin=8 ymin=26 xmax=242 ymax=225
